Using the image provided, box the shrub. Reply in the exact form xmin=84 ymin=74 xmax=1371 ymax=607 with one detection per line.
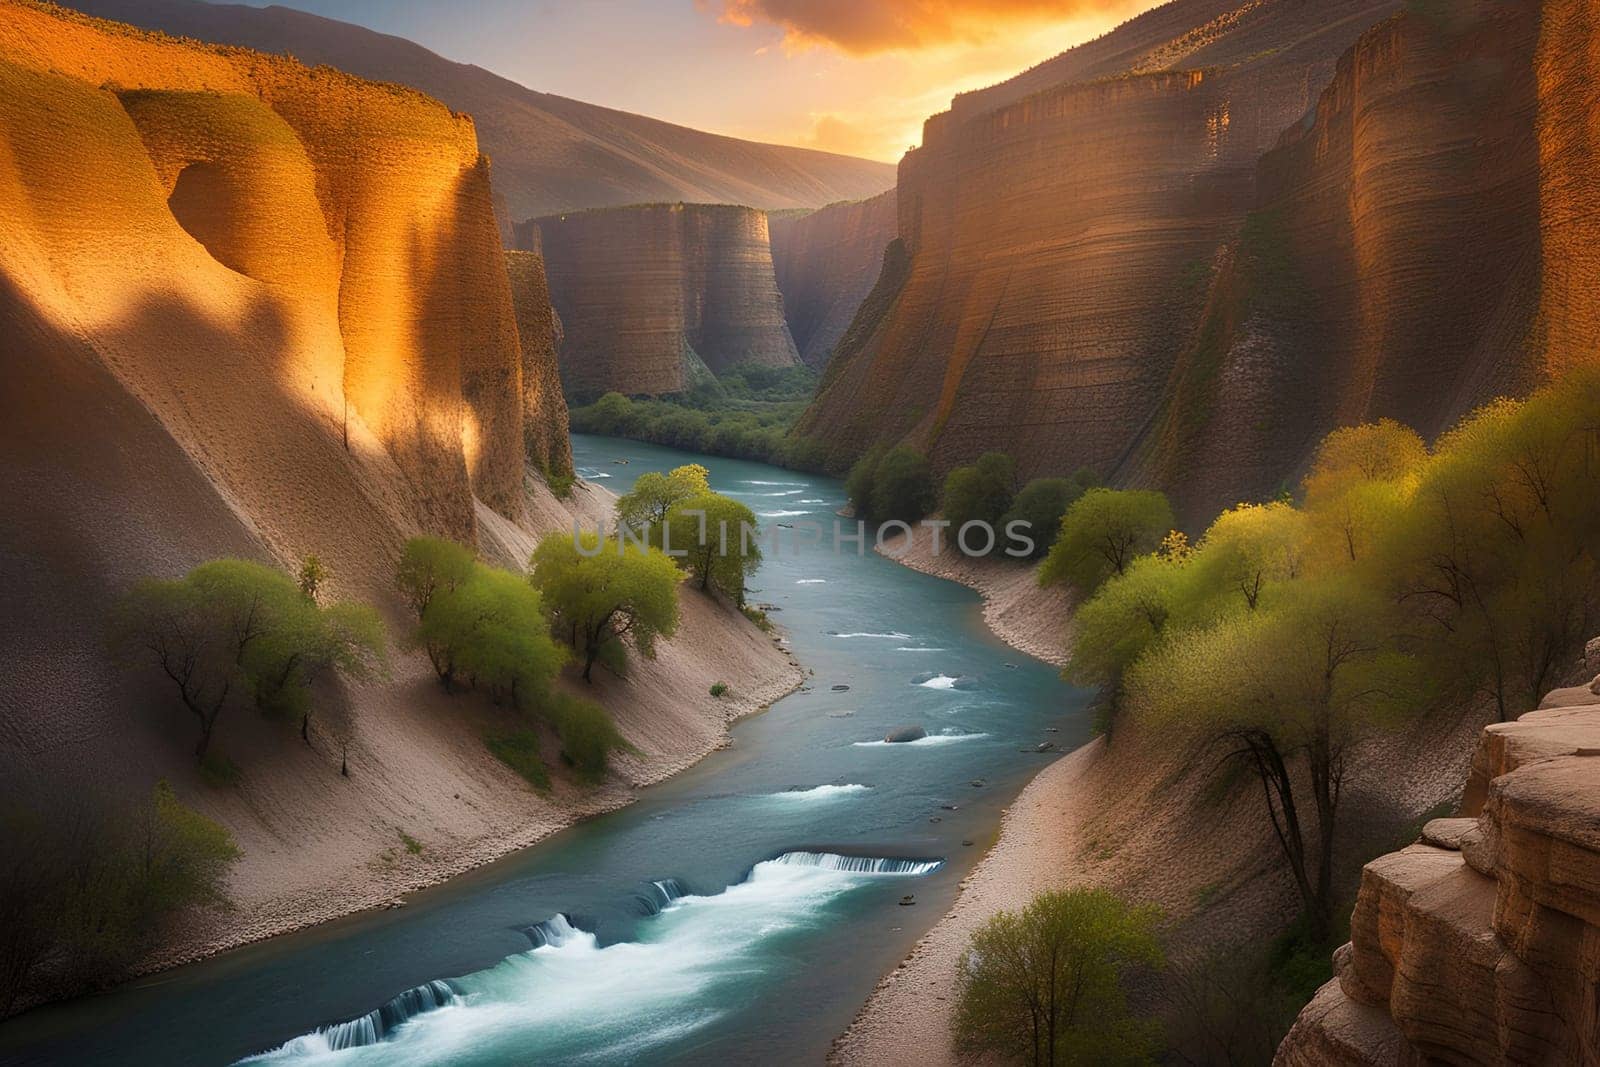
xmin=1001 ymin=470 xmax=1099 ymax=558
xmin=942 ymin=452 xmax=1018 ymax=554
xmin=954 ymin=888 xmax=1164 ymax=1066
xmin=547 ymin=692 xmax=626 ymax=781
xmin=484 ymin=730 xmax=549 ymax=790
xmin=0 ymin=782 xmax=239 ymax=1011
xmin=710 ymin=681 xmax=729 ymax=698
xmin=870 ymin=446 xmax=937 ymax=522
xmin=845 ymin=444 xmax=887 ymax=516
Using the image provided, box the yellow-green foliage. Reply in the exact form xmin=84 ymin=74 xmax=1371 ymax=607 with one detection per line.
xmin=1071 ymin=370 xmax=1600 ymax=935
xmin=414 ymin=561 xmax=566 ymax=707
xmin=615 ymin=464 xmax=710 ymax=539
xmin=663 ymin=491 xmax=762 ymax=604
xmin=1041 ymin=488 xmax=1175 ymax=595
xmin=954 ymin=888 xmax=1164 ymax=1066
xmin=530 ymin=531 xmax=682 ymax=682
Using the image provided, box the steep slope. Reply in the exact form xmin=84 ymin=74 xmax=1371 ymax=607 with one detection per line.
xmin=1146 ymin=0 xmax=1600 ymax=518
xmin=797 ymin=0 xmax=1401 ymax=489
xmin=63 ymin=0 xmax=896 ymax=222
xmin=1278 ymin=687 xmax=1600 ymax=1065
xmin=0 ymin=0 xmax=793 ymax=998
xmin=769 ymin=191 xmax=897 ymax=369
xmin=521 ymin=203 xmax=800 ymax=398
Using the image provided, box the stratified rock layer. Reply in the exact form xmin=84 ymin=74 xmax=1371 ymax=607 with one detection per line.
xmin=769 ymin=191 xmax=896 ymax=369
xmin=798 ymin=0 xmax=1401 ymax=485
xmin=1149 ymin=0 xmax=1600 ymax=518
xmin=523 ymin=203 xmax=800 ymax=398
xmin=504 ymin=250 xmax=573 ymax=480
xmin=1276 ymin=688 xmax=1600 ymax=1065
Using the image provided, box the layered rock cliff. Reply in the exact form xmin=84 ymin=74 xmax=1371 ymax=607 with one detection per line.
xmin=1277 ymin=681 xmax=1600 ymax=1065
xmin=769 ymin=191 xmax=896 ymax=369
xmin=520 ymin=203 xmax=800 ymax=398
xmin=801 ymin=0 xmax=1600 ymax=519
xmin=1146 ymin=0 xmax=1600 ymax=518
xmin=63 ymin=0 xmax=897 ymax=221
xmin=797 ymin=0 xmax=1401 ymax=486
xmin=505 ymin=250 xmax=573 ymax=481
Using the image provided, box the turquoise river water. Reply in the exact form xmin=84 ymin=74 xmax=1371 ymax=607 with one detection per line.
xmin=0 ymin=436 xmax=1090 ymax=1066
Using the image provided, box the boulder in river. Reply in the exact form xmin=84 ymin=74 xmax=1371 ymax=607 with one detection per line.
xmin=831 ymin=684 xmax=850 ymax=692
xmin=884 ymin=724 xmax=927 ymax=743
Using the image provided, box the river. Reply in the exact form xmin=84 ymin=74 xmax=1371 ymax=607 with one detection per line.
xmin=0 ymin=436 xmax=1089 ymax=1066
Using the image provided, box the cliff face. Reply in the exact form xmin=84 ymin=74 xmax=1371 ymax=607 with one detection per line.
xmin=522 ymin=203 xmax=800 ymax=398
xmin=1148 ymin=0 xmax=1600 ymax=518
xmin=1277 ymin=679 xmax=1600 ymax=1065
xmin=768 ymin=191 xmax=896 ymax=369
xmin=504 ymin=250 xmax=573 ymax=480
xmin=797 ymin=0 xmax=1401 ymax=485
xmin=63 ymin=0 xmax=896 ymax=221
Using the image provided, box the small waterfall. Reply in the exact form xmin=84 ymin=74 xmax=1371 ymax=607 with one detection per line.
xmin=523 ymin=913 xmax=584 ymax=948
xmin=767 ymin=851 xmax=942 ymax=876
xmin=637 ymin=878 xmax=689 ymax=915
xmin=316 ymin=979 xmax=457 ymax=1051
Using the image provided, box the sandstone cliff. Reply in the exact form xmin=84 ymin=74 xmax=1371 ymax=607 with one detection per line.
xmin=1146 ymin=0 xmax=1600 ymax=518
xmin=522 ymin=203 xmax=800 ymax=398
xmin=0 ymin=0 xmax=791 ymax=995
xmin=63 ymin=0 xmax=896 ymax=221
xmin=1277 ymin=682 xmax=1600 ymax=1065
xmin=769 ymin=191 xmax=897 ymax=369
xmin=797 ymin=0 xmax=1401 ymax=487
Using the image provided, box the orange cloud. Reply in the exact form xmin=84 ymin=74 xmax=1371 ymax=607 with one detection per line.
xmin=707 ymin=0 xmax=1132 ymax=54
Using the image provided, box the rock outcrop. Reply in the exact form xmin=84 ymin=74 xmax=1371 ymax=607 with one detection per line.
xmin=798 ymin=0 xmax=1402 ymax=485
xmin=505 ymin=250 xmax=573 ymax=481
xmin=1146 ymin=0 xmax=1600 ymax=518
xmin=1276 ymin=685 xmax=1600 ymax=1065
xmin=769 ymin=191 xmax=896 ymax=369
xmin=63 ymin=0 xmax=897 ymax=221
xmin=520 ymin=203 xmax=800 ymax=398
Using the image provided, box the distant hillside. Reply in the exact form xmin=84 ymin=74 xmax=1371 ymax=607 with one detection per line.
xmin=64 ymin=0 xmax=897 ymax=221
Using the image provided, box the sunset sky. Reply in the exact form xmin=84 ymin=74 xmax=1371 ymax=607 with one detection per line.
xmin=239 ymin=0 xmax=1158 ymax=161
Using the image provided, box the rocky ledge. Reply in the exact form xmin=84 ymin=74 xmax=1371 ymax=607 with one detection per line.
xmin=1276 ymin=680 xmax=1600 ymax=1065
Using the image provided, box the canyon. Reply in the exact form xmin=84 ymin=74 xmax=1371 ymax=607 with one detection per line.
xmin=518 ymin=203 xmax=800 ymax=398
xmin=769 ymin=191 xmax=897 ymax=369
xmin=798 ymin=0 xmax=1600 ymax=521
xmin=61 ymin=0 xmax=896 ymax=222
xmin=0 ymin=0 xmax=795 ymax=1003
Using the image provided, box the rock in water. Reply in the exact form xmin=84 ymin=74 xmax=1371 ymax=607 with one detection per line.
xmin=884 ymin=724 xmax=927 ymax=743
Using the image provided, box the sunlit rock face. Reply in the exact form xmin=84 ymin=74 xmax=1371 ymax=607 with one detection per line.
xmin=797 ymin=0 xmax=1401 ymax=487
xmin=0 ymin=0 xmax=565 ymax=568
xmin=505 ymin=250 xmax=574 ymax=481
xmin=1276 ymin=680 xmax=1600 ymax=1066
xmin=521 ymin=203 xmax=800 ymax=398
xmin=1148 ymin=0 xmax=1600 ymax=519
xmin=769 ymin=191 xmax=896 ymax=369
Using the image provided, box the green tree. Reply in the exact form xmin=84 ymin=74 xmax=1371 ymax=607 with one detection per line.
xmin=1127 ymin=582 xmax=1419 ymax=938
xmin=663 ymin=492 xmax=763 ymax=604
xmin=1066 ymin=553 xmax=1189 ymax=693
xmin=615 ymin=464 xmax=712 ymax=540
xmin=414 ymin=564 xmax=565 ymax=706
xmin=114 ymin=560 xmax=384 ymax=760
xmin=1001 ymin=472 xmax=1098 ymax=559
xmin=943 ymin=452 xmax=1018 ymax=552
xmin=1040 ymin=489 xmax=1174 ymax=595
xmin=530 ymin=532 xmax=682 ymax=682
xmin=871 ymin=446 xmax=937 ymax=522
xmin=395 ymin=536 xmax=474 ymax=618
xmin=954 ymin=888 xmax=1164 ymax=1066
xmin=1184 ymin=502 xmax=1308 ymax=615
